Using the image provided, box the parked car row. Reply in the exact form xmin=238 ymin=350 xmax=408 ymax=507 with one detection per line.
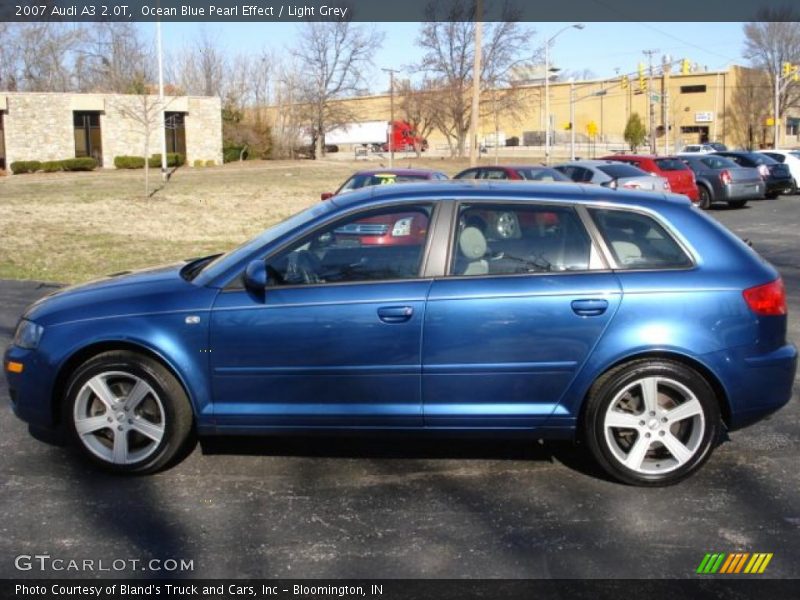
xmin=321 ymin=148 xmax=797 ymax=217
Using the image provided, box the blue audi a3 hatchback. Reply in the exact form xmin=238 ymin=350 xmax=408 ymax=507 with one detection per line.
xmin=4 ymin=182 xmax=796 ymax=485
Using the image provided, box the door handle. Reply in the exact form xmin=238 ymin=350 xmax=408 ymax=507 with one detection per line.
xmin=571 ymin=299 xmax=609 ymax=317
xmin=377 ymin=306 xmax=414 ymax=323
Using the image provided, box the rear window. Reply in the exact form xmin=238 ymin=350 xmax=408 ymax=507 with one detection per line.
xmin=597 ymin=164 xmax=648 ymax=179
xmin=654 ymin=158 xmax=690 ymax=171
xmin=700 ymin=156 xmax=738 ymax=170
xmin=590 ymin=208 xmax=693 ymax=270
xmin=750 ymin=154 xmax=777 ymax=166
xmin=516 ymin=168 xmax=571 ymax=182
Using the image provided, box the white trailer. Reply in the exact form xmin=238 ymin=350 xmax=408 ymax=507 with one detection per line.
xmin=325 ymin=121 xmax=388 ymax=147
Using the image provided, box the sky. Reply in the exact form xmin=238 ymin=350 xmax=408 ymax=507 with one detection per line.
xmin=150 ymin=21 xmax=748 ymax=91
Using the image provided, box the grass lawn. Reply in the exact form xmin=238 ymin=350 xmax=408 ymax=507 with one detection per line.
xmin=0 ymin=157 xmax=477 ymax=283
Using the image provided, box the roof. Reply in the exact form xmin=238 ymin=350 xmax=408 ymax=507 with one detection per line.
xmin=329 ymin=180 xmax=691 ymax=210
xmin=350 ymin=168 xmax=444 ymax=177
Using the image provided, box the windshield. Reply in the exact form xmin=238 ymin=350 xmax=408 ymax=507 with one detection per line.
xmin=516 ymin=167 xmax=571 ymax=181
xmin=193 ymin=200 xmax=335 ymax=286
xmin=338 ymin=172 xmax=430 ymax=194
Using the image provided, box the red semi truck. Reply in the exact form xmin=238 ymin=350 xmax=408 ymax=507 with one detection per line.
xmin=325 ymin=120 xmax=427 ymax=153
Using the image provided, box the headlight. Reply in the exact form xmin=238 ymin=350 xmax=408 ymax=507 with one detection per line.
xmin=13 ymin=319 xmax=44 ymax=349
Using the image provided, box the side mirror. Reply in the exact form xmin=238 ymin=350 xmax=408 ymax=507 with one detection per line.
xmin=320 ymin=192 xmax=333 ymax=201
xmin=244 ymin=259 xmax=269 ymax=294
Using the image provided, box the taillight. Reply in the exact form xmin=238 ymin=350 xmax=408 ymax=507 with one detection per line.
xmin=743 ymin=278 xmax=787 ymax=316
xmin=622 ymin=181 xmax=641 ymax=189
xmin=391 ymin=217 xmax=413 ymax=236
xmin=757 ymin=164 xmax=769 ymax=178
xmin=719 ymin=170 xmax=732 ymax=185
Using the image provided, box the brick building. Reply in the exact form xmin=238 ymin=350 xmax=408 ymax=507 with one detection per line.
xmin=0 ymin=92 xmax=222 ymax=172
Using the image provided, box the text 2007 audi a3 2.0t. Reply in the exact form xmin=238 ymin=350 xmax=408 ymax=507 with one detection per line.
xmin=4 ymin=181 xmax=796 ymax=485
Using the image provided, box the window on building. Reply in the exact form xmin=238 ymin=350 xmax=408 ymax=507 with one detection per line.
xmin=0 ymin=112 xmax=5 ymax=171
xmin=73 ymin=111 xmax=103 ymax=163
xmin=165 ymin=112 xmax=186 ymax=157
xmin=680 ymin=85 xmax=707 ymax=94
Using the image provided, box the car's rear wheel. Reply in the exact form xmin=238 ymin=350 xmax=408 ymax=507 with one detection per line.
xmin=584 ymin=359 xmax=721 ymax=486
xmin=65 ymin=351 xmax=194 ymax=474
xmin=728 ymin=199 xmax=747 ymax=209
xmin=765 ymin=192 xmax=780 ymax=199
xmin=697 ymin=185 xmax=712 ymax=209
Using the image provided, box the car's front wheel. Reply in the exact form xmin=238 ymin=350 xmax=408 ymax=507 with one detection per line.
xmin=65 ymin=351 xmax=194 ymax=474
xmin=584 ymin=359 xmax=721 ymax=486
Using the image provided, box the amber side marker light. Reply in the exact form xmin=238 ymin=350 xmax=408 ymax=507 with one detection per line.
xmin=5 ymin=361 xmax=24 ymax=374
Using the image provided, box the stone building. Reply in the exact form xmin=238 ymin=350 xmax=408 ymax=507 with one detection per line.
xmin=0 ymin=92 xmax=222 ymax=172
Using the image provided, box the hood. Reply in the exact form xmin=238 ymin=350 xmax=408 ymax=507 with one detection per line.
xmin=23 ymin=262 xmax=216 ymax=327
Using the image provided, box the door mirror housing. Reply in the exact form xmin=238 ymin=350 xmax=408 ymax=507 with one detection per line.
xmin=244 ymin=259 xmax=270 ymax=293
xmin=320 ymin=192 xmax=334 ymax=201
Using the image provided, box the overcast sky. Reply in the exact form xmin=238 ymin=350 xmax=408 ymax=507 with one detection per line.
xmin=151 ymin=21 xmax=747 ymax=91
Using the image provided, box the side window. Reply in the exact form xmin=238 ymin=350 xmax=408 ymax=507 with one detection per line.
xmin=451 ymin=204 xmax=595 ymax=276
xmin=590 ymin=209 xmax=693 ymax=270
xmin=267 ymin=205 xmax=432 ymax=285
xmin=574 ymin=167 xmax=594 ymax=183
xmin=455 ymin=169 xmax=479 ymax=180
xmin=480 ymin=169 xmax=508 ymax=180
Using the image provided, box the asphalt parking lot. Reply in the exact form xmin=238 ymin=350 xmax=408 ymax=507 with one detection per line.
xmin=1 ymin=196 xmax=798 ymax=580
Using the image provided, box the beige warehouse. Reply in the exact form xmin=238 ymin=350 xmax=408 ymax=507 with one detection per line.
xmin=0 ymin=92 xmax=223 ymax=172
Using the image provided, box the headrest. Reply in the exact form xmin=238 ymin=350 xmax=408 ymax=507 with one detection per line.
xmin=459 ymin=226 xmax=487 ymax=260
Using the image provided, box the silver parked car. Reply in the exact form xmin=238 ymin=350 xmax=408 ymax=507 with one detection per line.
xmin=554 ymin=160 xmax=671 ymax=193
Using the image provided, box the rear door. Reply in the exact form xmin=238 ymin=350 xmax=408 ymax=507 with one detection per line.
xmin=422 ymin=201 xmax=622 ymax=428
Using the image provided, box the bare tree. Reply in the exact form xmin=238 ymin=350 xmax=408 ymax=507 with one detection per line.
xmin=76 ymin=23 xmax=153 ymax=93
xmin=743 ymin=10 xmax=800 ymax=124
xmin=725 ymin=67 xmax=772 ymax=150
xmin=414 ymin=0 xmax=535 ymax=156
xmin=113 ymin=81 xmax=172 ymax=198
xmin=398 ymin=78 xmax=446 ymax=157
xmin=292 ymin=21 xmax=384 ymax=158
xmin=169 ymin=28 xmax=227 ymax=97
xmin=1 ymin=23 xmax=85 ymax=92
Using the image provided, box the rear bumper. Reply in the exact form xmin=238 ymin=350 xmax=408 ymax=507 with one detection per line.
xmin=766 ymin=178 xmax=794 ymax=195
xmin=722 ymin=181 xmax=765 ymax=201
xmin=710 ymin=343 xmax=797 ymax=430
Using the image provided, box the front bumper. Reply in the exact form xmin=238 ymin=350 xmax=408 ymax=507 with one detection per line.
xmin=4 ymin=344 xmax=57 ymax=430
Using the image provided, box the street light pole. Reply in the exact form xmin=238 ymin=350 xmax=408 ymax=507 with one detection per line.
xmin=381 ymin=68 xmax=400 ymax=168
xmin=543 ymin=23 xmax=584 ymax=165
xmin=156 ymin=20 xmax=168 ymax=182
xmin=569 ymin=80 xmax=576 ymax=160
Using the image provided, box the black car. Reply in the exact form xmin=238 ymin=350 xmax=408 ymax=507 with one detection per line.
xmin=679 ymin=155 xmax=765 ymax=209
xmin=712 ymin=151 xmax=793 ymax=199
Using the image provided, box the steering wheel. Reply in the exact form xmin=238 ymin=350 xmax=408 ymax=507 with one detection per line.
xmin=285 ymin=250 xmax=321 ymax=284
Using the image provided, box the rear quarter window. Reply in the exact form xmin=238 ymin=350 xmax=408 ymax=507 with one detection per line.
xmin=590 ymin=208 xmax=693 ymax=270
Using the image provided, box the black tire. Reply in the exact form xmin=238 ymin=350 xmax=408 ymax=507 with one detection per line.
xmin=728 ymin=199 xmax=747 ymax=209
xmin=583 ymin=359 xmax=721 ymax=486
xmin=64 ymin=350 xmax=194 ymax=474
xmin=697 ymin=185 xmax=712 ymax=210
xmin=765 ymin=192 xmax=779 ymax=199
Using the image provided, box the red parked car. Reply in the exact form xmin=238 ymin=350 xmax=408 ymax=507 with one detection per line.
xmin=601 ymin=155 xmax=699 ymax=202
xmin=319 ymin=169 xmax=448 ymax=246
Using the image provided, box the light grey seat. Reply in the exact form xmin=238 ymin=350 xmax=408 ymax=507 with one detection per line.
xmin=457 ymin=226 xmax=489 ymax=275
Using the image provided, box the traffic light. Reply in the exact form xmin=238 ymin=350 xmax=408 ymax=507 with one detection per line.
xmin=681 ymin=58 xmax=690 ymax=74
xmin=783 ymin=62 xmax=793 ymax=77
xmin=638 ymin=63 xmax=646 ymax=92
xmin=621 ymin=75 xmax=629 ymax=89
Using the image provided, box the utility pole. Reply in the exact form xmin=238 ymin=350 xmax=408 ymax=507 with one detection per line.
xmin=663 ymin=61 xmax=670 ymax=155
xmin=643 ymin=49 xmax=659 ymax=155
xmin=569 ymin=80 xmax=576 ymax=160
xmin=156 ymin=20 xmax=168 ymax=182
xmin=381 ymin=68 xmax=400 ymax=168
xmin=468 ymin=0 xmax=483 ymax=166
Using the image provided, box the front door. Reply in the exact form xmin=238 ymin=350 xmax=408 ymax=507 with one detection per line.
xmin=209 ymin=203 xmax=435 ymax=428
xmin=422 ymin=202 xmax=621 ymax=428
